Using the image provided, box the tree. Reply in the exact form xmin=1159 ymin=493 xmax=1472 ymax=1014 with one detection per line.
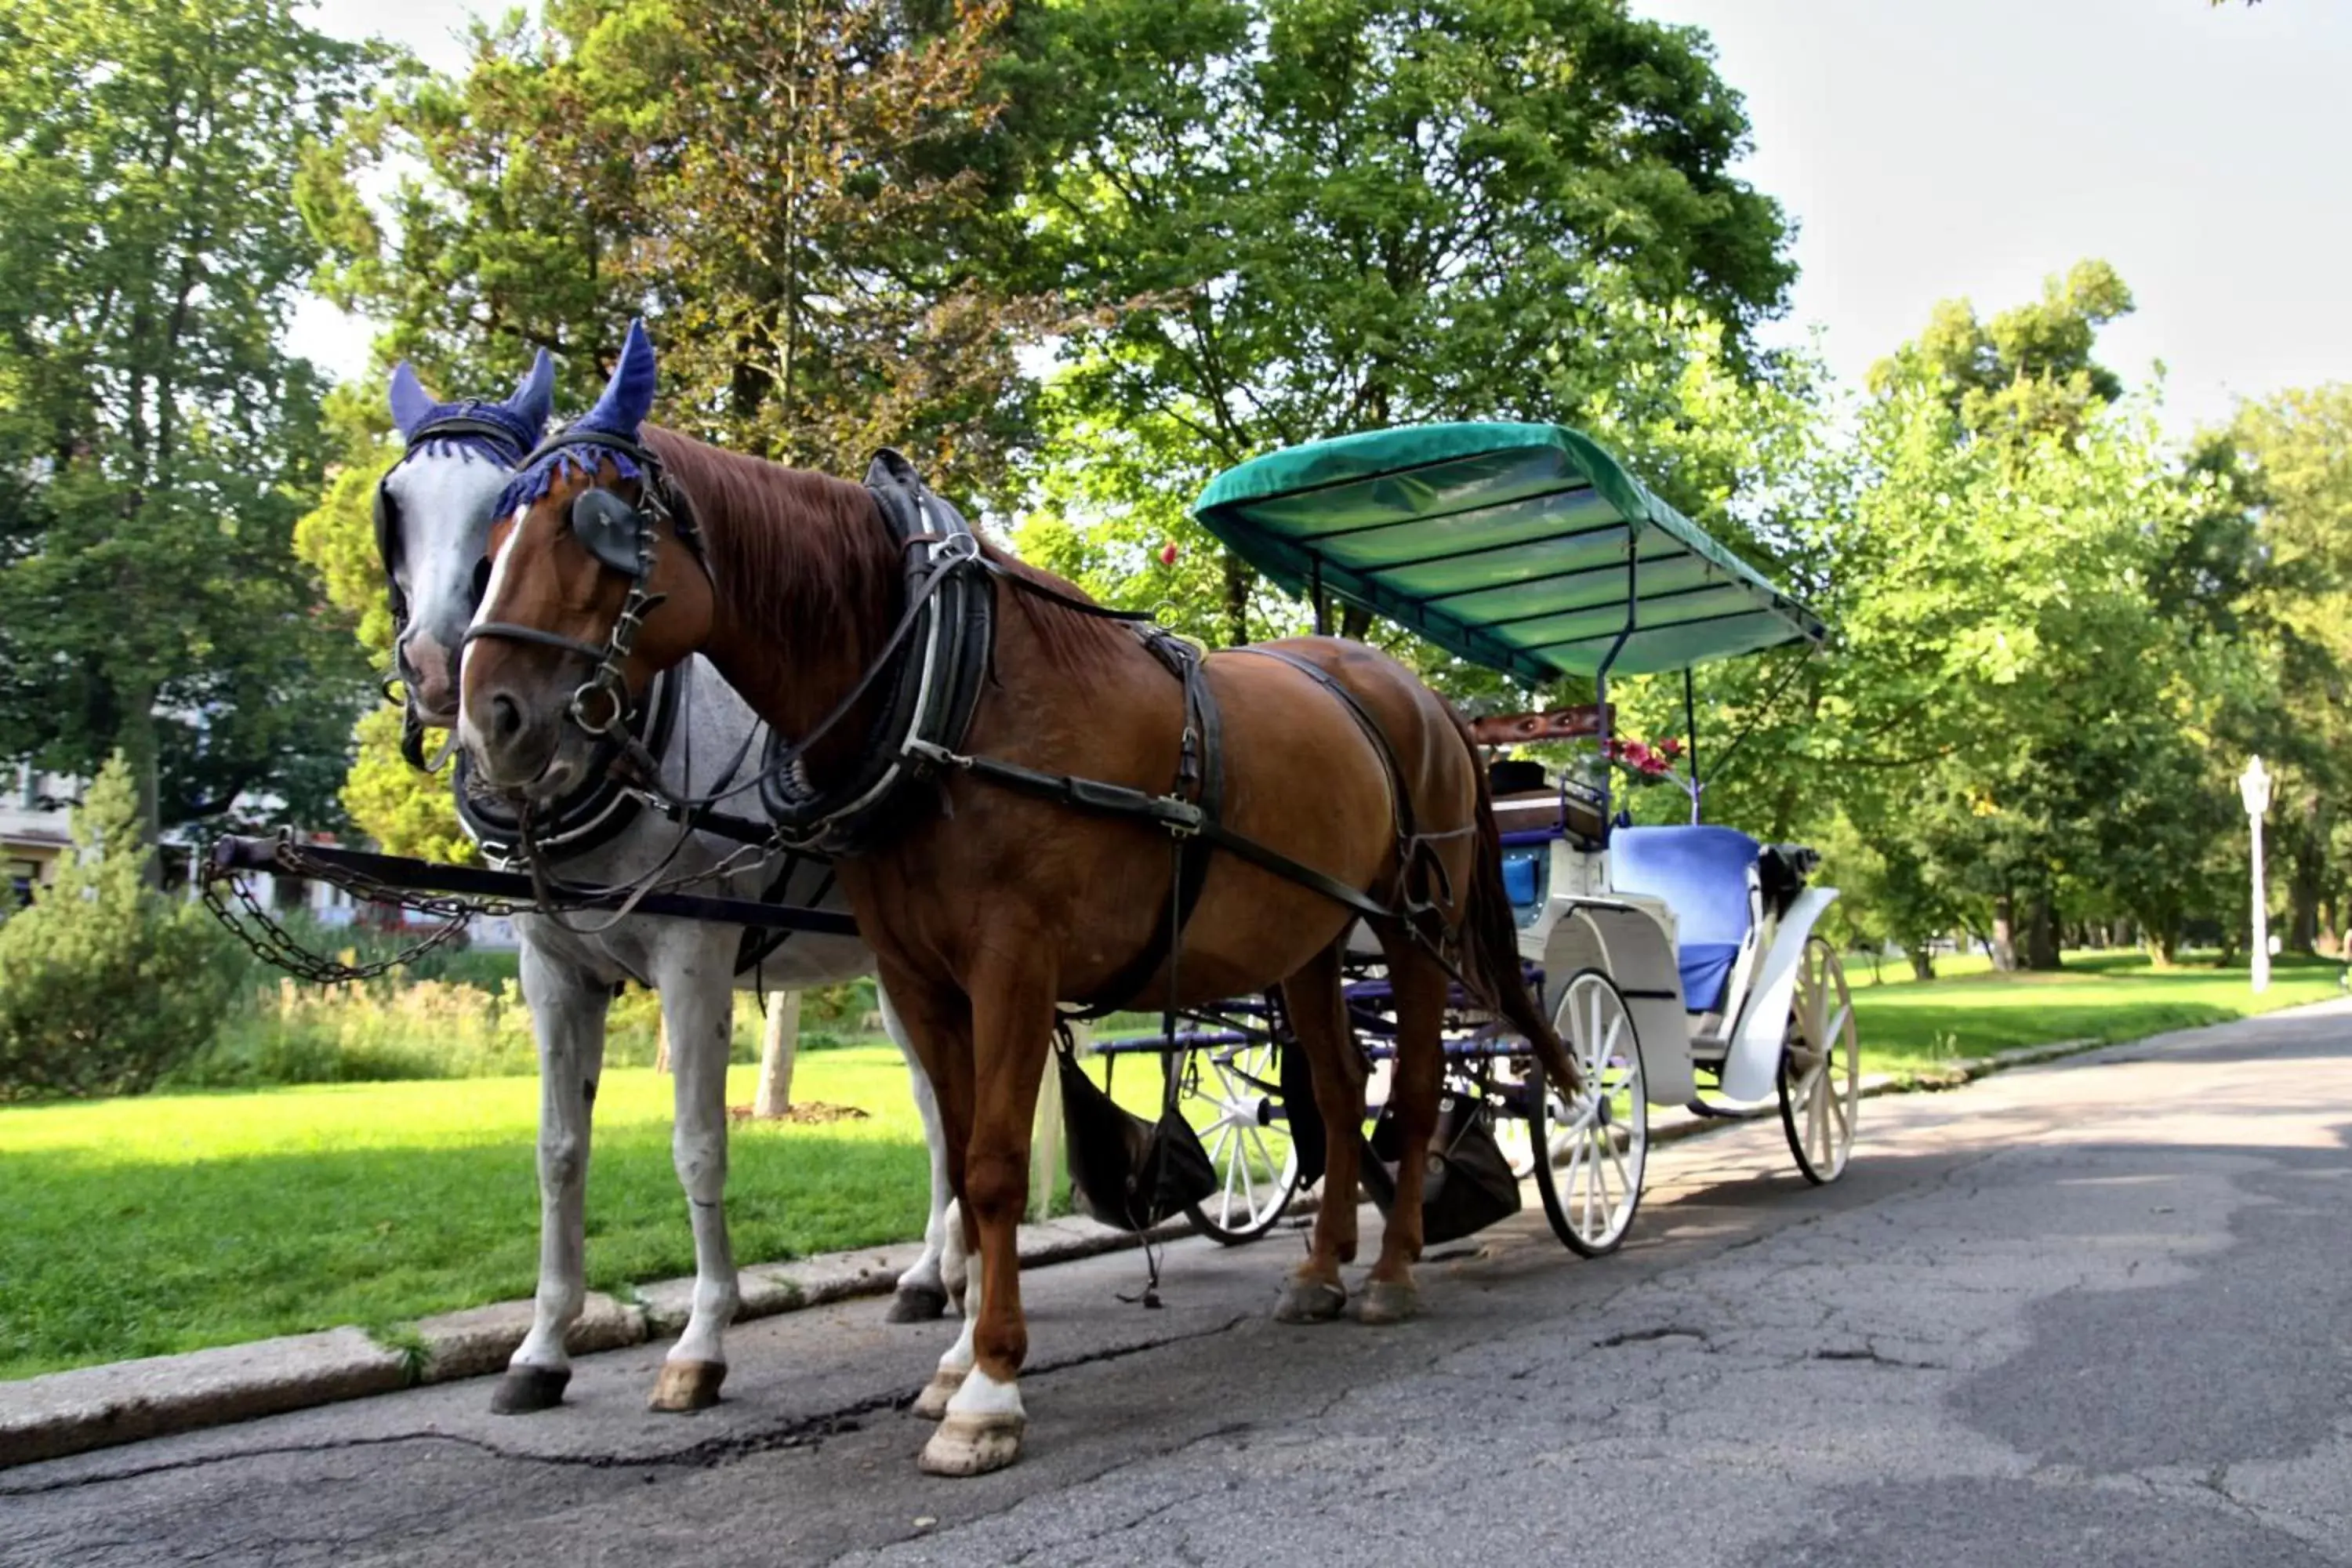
xmin=298 ymin=0 xmax=1044 ymax=851
xmin=0 ymin=0 xmax=381 ymax=848
xmin=308 ymin=0 xmax=1035 ymax=490
xmin=2222 ymin=387 xmax=2352 ymax=952
xmin=1009 ymin=0 xmax=1795 ymax=660
xmin=0 ymin=753 xmax=238 ymax=1100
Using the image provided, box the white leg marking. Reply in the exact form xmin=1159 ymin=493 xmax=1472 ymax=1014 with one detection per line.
xmin=938 ymin=1250 xmax=981 ymax=1377
xmin=943 ymin=1366 xmax=1025 ymax=1421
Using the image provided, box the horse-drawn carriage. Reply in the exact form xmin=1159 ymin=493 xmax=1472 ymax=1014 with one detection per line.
xmin=1112 ymin=421 xmax=1857 ymax=1257
xmin=213 ymin=335 xmax=1859 ymax=1476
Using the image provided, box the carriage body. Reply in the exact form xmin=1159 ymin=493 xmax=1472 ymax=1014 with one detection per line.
xmin=1142 ymin=420 xmax=1864 ymax=1250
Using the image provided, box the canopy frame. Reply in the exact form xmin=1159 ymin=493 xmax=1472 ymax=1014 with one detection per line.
xmin=1192 ymin=422 xmax=1831 ymax=829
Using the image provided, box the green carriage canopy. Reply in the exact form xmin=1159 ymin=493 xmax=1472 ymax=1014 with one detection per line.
xmin=1192 ymin=423 xmax=1827 ymax=684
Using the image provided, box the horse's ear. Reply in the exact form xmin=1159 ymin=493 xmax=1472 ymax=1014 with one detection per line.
xmin=583 ymin=318 xmax=657 ymax=435
xmin=508 ymin=348 xmax=556 ymax=437
xmin=389 ymin=361 xmax=438 ymax=439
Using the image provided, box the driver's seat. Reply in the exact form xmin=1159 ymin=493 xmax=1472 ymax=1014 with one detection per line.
xmin=1608 ymin=826 xmax=1761 ymax=1014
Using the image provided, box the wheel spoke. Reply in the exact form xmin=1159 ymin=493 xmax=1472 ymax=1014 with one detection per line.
xmin=1603 ymin=1136 xmax=1632 ymax=1207
xmin=1214 ymin=1123 xmax=1243 ymax=1219
xmin=1244 ymin=1126 xmax=1279 ymax=1212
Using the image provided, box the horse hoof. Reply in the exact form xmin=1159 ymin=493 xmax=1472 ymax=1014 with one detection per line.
xmin=648 ymin=1359 xmax=726 ymax=1412
xmin=918 ymin=1411 xmax=1025 ymax=1476
xmin=1272 ymin=1278 xmax=1347 ymax=1324
xmin=911 ymin=1367 xmax=967 ymax=1421
xmin=1357 ymin=1279 xmax=1420 ymax=1326
xmin=886 ymin=1283 xmax=950 ymax=1323
xmin=490 ymin=1365 xmax=570 ymax=1415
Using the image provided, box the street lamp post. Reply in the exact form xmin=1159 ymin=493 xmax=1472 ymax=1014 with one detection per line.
xmin=2239 ymin=755 xmax=2273 ymax=995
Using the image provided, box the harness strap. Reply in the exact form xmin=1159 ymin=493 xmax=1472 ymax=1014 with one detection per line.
xmin=1065 ymin=631 xmax=1226 ymax=1018
xmin=1232 ymin=646 xmax=1463 ymax=926
xmin=459 ymin=622 xmax=612 ymax=662
xmin=902 ymin=740 xmax=1396 ymax=930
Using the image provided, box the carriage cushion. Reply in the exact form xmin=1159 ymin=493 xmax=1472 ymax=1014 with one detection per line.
xmin=1609 ymin=825 xmax=1761 ymax=1013
xmin=1501 ymin=847 xmax=1543 ymax=909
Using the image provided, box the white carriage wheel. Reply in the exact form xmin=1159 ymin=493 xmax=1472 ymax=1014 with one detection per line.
xmin=1777 ymin=937 xmax=1859 ymax=1185
xmin=1179 ymin=1036 xmax=1301 ymax=1244
xmin=1531 ymin=968 xmax=1647 ymax=1257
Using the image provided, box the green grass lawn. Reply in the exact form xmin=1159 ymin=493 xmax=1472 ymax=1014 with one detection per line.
xmin=0 ymin=1051 xmax=948 ymax=1381
xmin=1846 ymin=949 xmax=2344 ymax=1074
xmin=2 ymin=949 xmax=2340 ymax=1381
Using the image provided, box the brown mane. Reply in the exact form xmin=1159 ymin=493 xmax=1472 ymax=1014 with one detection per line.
xmin=642 ymin=424 xmax=1135 ymax=677
xmin=643 ymin=425 xmax=892 ymax=647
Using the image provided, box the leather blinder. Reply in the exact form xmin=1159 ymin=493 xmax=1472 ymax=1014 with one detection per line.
xmin=570 ymin=487 xmax=648 ymax=575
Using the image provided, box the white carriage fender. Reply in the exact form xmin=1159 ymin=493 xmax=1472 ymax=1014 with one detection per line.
xmin=1720 ymin=886 xmax=1842 ymax=1103
xmin=1537 ymin=898 xmax=1697 ymax=1106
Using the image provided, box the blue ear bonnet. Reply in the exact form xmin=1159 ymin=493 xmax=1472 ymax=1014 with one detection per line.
xmin=401 ymin=398 xmax=547 ymax=464
xmin=494 ymin=320 xmax=658 ymax=518
xmin=494 ymin=430 xmax=651 ymax=519
xmin=387 ymin=350 xmax=555 ymax=466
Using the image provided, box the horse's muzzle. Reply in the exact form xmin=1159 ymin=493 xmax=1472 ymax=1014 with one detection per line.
xmin=459 ymin=688 xmax=581 ymax=801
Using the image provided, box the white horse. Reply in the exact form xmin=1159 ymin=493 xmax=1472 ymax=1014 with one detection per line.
xmin=378 ymin=356 xmax=962 ymax=1414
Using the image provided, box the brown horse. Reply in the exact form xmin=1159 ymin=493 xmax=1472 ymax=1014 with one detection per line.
xmin=458 ymin=325 xmax=1578 ymax=1476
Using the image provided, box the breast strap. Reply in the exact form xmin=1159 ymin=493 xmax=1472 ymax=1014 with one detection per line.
xmin=756 ymin=448 xmax=996 ymax=853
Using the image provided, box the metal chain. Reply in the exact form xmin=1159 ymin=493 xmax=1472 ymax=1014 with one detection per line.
xmin=201 ymin=827 xmax=787 ymax=985
xmin=199 ymin=841 xmax=483 ymax=985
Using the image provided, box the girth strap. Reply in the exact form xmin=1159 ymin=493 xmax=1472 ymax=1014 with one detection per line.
xmin=1232 ymin=646 xmax=1461 ymax=926
xmin=1065 ymin=630 xmax=1225 ymax=1018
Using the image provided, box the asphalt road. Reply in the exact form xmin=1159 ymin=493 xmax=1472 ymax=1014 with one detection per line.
xmin=7 ymin=1002 xmax=2349 ymax=1566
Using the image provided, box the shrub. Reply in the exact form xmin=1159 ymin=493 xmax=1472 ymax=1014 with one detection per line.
xmin=0 ymin=754 xmax=241 ymax=1100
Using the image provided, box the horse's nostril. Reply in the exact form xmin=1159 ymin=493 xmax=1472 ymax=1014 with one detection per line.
xmin=490 ymin=693 xmax=523 ymax=742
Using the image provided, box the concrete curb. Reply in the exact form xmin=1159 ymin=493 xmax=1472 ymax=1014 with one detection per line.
xmin=0 ymin=1329 xmax=408 ymax=1471
xmin=0 ymin=1209 xmax=1194 ymax=1471
xmin=0 ymin=1020 xmax=2288 ymax=1471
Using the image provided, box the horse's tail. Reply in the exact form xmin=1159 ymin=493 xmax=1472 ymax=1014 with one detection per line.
xmin=1454 ymin=714 xmax=1583 ymax=1097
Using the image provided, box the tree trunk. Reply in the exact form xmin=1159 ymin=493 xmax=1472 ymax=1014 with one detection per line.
xmin=653 ymin=1012 xmax=671 ymax=1074
xmin=1221 ymin=550 xmax=1250 ymax=648
xmin=2288 ymin=840 xmax=2322 ymax=955
xmin=1989 ymin=895 xmax=2018 ymax=972
xmin=2024 ymin=895 xmax=2060 ymax=971
xmin=1907 ymin=946 xmax=1936 ymax=982
xmin=1338 ymin=603 xmax=1371 ymax=641
xmin=115 ymin=690 xmax=164 ymax=886
xmin=753 ymin=991 xmax=801 ymax=1118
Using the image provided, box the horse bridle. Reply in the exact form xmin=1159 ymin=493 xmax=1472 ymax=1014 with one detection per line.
xmin=461 ymin=427 xmax=714 ymax=743
xmin=375 ymin=412 xmax=535 ymax=770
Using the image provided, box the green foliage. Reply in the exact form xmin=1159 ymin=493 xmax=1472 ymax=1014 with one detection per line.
xmin=299 ymin=0 xmax=1041 ymax=848
xmin=0 ymin=0 xmax=382 ymax=840
xmin=1010 ymin=0 xmax=1795 ymax=662
xmin=2219 ymin=386 xmax=2352 ymax=952
xmin=0 ymin=754 xmax=241 ymax=1100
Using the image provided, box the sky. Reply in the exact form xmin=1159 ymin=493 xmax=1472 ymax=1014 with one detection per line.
xmin=289 ymin=0 xmax=2352 ymax=436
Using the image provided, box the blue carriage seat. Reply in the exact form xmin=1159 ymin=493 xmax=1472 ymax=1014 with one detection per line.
xmin=1608 ymin=826 xmax=1761 ymax=1014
